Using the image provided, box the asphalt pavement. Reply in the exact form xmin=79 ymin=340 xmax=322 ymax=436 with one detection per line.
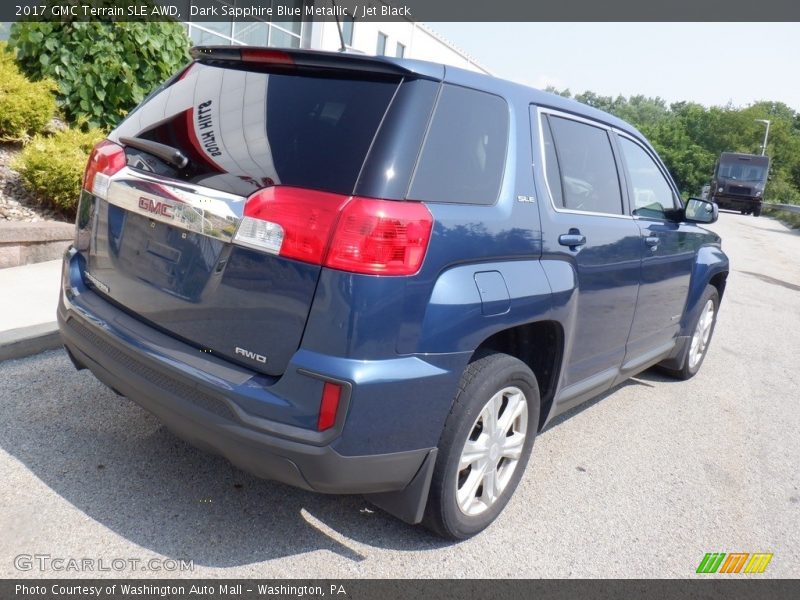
xmin=0 ymin=211 xmax=798 ymax=578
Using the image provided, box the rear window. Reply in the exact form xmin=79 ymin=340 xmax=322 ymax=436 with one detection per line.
xmin=408 ymin=84 xmax=509 ymax=205
xmin=113 ymin=63 xmax=398 ymax=197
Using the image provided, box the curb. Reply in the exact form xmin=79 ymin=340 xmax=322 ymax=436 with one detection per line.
xmin=0 ymin=322 xmax=62 ymax=362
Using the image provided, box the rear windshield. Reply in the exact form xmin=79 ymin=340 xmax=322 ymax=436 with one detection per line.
xmin=113 ymin=63 xmax=399 ymax=197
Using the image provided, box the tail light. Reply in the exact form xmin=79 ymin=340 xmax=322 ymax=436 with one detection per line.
xmin=317 ymin=381 xmax=342 ymax=431
xmin=235 ymin=187 xmax=433 ymax=276
xmin=239 ymin=187 xmax=349 ymax=263
xmin=83 ymin=140 xmax=126 ymax=199
xmin=325 ymin=198 xmax=433 ymax=276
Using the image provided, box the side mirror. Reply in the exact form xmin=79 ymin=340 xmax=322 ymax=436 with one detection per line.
xmin=684 ymin=198 xmax=718 ymax=224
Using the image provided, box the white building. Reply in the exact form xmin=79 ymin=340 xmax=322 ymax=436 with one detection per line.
xmin=184 ymin=1 xmax=489 ymax=74
xmin=1 ymin=4 xmax=488 ymax=74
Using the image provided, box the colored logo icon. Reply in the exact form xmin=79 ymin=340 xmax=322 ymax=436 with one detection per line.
xmin=696 ymin=552 xmax=773 ymax=574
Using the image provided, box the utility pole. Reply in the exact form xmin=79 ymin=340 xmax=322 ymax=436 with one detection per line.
xmin=755 ymin=119 xmax=771 ymax=156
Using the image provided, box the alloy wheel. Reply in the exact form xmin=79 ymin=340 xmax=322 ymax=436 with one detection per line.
xmin=456 ymin=386 xmax=528 ymax=516
xmin=689 ymin=299 xmax=715 ymax=369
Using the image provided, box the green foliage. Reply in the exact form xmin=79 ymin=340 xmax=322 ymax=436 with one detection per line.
xmin=13 ymin=126 xmax=105 ymax=216
xmin=0 ymin=41 xmax=14 ymax=65
xmin=9 ymin=16 xmax=190 ymax=130
xmin=762 ymin=205 xmax=800 ymax=229
xmin=551 ymin=88 xmax=800 ymax=205
xmin=0 ymin=42 xmax=57 ymax=141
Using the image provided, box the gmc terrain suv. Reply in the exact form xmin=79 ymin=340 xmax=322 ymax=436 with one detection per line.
xmin=58 ymin=47 xmax=729 ymax=539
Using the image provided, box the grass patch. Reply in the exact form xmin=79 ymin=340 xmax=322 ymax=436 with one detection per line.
xmin=762 ymin=205 xmax=800 ymax=229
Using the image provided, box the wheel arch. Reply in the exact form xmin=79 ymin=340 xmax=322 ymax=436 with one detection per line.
xmin=681 ymin=245 xmax=729 ymax=334
xmin=470 ymin=320 xmax=564 ymax=431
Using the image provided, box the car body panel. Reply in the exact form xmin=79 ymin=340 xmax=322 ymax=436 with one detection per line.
xmin=58 ymin=48 xmax=730 ymax=525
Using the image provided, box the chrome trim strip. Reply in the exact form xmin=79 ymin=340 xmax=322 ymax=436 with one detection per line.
xmin=104 ymin=167 xmax=247 ymax=243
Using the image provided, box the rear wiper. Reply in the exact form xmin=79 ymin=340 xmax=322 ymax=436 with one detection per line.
xmin=119 ymin=136 xmax=189 ymax=170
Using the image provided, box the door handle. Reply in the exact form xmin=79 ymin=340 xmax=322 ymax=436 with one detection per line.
xmin=559 ymin=230 xmax=586 ymax=249
xmin=644 ymin=236 xmax=660 ymax=249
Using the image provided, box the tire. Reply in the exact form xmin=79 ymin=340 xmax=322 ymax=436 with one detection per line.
xmin=423 ymin=352 xmax=540 ymax=540
xmin=740 ymin=209 xmax=748 ymax=215
xmin=753 ymin=205 xmax=762 ymax=217
xmin=661 ymin=285 xmax=720 ymax=380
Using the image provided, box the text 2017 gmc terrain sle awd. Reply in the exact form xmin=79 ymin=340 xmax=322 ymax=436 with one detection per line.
xmin=58 ymin=47 xmax=728 ymax=539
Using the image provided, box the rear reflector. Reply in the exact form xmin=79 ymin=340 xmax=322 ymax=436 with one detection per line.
xmin=235 ymin=187 xmax=433 ymax=276
xmin=83 ymin=140 xmax=126 ymax=199
xmin=317 ymin=382 xmax=342 ymax=431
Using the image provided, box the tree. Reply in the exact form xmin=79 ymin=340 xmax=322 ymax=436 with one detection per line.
xmin=565 ymin=90 xmax=800 ymax=203
xmin=10 ymin=17 xmax=190 ymax=129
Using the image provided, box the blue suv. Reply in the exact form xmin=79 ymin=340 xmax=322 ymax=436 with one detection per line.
xmin=58 ymin=47 xmax=728 ymax=539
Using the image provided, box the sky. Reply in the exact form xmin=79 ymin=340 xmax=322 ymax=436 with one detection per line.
xmin=428 ymin=23 xmax=800 ymax=111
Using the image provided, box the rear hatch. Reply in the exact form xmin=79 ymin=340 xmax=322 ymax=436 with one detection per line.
xmin=76 ymin=51 xmax=409 ymax=376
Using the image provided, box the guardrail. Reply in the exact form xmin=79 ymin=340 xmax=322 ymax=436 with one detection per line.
xmin=765 ymin=203 xmax=800 ymax=215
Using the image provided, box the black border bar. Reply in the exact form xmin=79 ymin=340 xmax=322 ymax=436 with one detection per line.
xmin=3 ymin=0 xmax=800 ymax=22
xmin=2 ymin=579 xmax=800 ymax=600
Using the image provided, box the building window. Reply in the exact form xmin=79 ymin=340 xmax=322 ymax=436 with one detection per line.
xmin=342 ymin=17 xmax=354 ymax=46
xmin=232 ymin=21 xmax=268 ymax=46
xmin=395 ymin=42 xmax=405 ymax=58
xmin=184 ymin=0 xmax=303 ymax=49
xmin=376 ymin=32 xmax=387 ymax=55
xmin=188 ymin=21 xmax=303 ymax=48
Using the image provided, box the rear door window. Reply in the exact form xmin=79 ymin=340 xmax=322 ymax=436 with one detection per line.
xmin=408 ymin=84 xmax=509 ymax=205
xmin=114 ymin=63 xmax=399 ymax=197
xmin=545 ymin=115 xmax=624 ymax=215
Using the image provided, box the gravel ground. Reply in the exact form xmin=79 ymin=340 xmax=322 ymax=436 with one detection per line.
xmin=0 ymin=211 xmax=797 ymax=579
xmin=0 ymin=142 xmax=66 ymax=223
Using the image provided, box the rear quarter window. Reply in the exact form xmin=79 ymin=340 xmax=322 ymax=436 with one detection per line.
xmin=408 ymin=84 xmax=509 ymax=205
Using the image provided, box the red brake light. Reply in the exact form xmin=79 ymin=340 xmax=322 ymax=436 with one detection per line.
xmin=324 ymin=198 xmax=433 ymax=276
xmin=242 ymin=187 xmax=349 ymax=263
xmin=83 ymin=140 xmax=126 ymax=198
xmin=317 ymin=382 xmax=342 ymax=431
xmin=240 ymin=49 xmax=294 ymax=66
xmin=237 ymin=187 xmax=433 ymax=276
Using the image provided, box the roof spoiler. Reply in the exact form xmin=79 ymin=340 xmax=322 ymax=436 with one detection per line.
xmin=189 ymin=46 xmax=444 ymax=81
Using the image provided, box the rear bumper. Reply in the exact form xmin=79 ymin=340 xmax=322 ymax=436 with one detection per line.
xmin=59 ymin=305 xmax=430 ymax=495
xmin=57 ymin=249 xmax=461 ymax=508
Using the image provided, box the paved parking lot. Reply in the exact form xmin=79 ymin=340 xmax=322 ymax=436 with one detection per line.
xmin=1 ymin=211 xmax=798 ymax=578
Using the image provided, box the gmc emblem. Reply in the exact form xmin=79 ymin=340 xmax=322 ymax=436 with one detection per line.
xmin=138 ymin=197 xmax=174 ymax=218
